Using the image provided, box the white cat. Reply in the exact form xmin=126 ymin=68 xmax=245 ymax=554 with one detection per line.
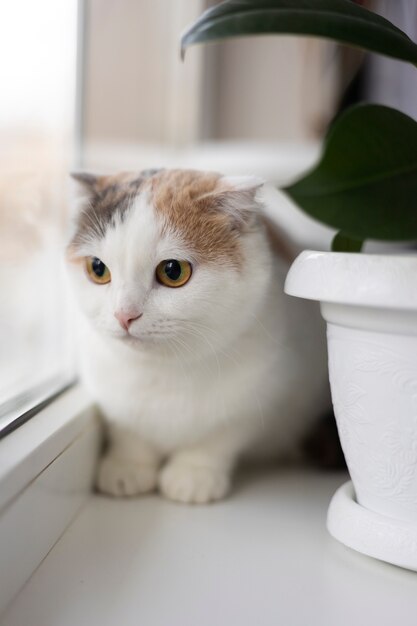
xmin=67 ymin=169 xmax=330 ymax=504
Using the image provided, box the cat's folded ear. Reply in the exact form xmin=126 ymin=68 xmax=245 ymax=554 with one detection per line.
xmin=214 ymin=176 xmax=264 ymax=230
xmin=70 ymin=172 xmax=100 ymax=196
xmin=68 ymin=173 xmax=103 ymax=229
xmin=216 ymin=176 xmax=298 ymax=264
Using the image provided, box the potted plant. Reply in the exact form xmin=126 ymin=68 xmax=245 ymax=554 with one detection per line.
xmin=182 ymin=0 xmax=417 ymax=570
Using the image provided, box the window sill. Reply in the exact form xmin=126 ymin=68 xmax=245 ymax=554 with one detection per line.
xmin=4 ymin=467 xmax=417 ymax=626
xmin=0 ymin=385 xmax=101 ymax=616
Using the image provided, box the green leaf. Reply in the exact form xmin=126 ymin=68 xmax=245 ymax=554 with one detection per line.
xmin=283 ymin=104 xmax=417 ymax=242
xmin=332 ymin=232 xmax=363 ymax=252
xmin=181 ymin=0 xmax=417 ymax=66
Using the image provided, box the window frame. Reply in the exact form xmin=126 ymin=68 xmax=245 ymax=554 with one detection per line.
xmin=0 ymin=0 xmax=87 ymax=440
xmin=0 ymin=377 xmax=75 ymax=440
xmin=0 ymin=384 xmax=100 ymax=615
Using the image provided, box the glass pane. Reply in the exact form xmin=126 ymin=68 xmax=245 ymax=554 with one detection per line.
xmin=0 ymin=0 xmax=78 ymax=429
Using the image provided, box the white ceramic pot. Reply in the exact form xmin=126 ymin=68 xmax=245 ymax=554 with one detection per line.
xmin=285 ymin=251 xmax=417 ymax=571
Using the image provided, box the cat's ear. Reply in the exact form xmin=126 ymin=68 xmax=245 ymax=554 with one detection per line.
xmin=70 ymin=172 xmax=100 ymax=196
xmin=68 ymin=173 xmax=102 ymax=227
xmin=215 ymin=176 xmax=264 ymax=230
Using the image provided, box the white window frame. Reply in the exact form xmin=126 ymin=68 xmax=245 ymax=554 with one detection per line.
xmin=0 ymin=385 xmax=100 ymax=616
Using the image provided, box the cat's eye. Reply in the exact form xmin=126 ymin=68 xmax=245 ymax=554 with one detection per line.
xmin=85 ymin=256 xmax=111 ymax=284
xmin=156 ymin=259 xmax=192 ymax=288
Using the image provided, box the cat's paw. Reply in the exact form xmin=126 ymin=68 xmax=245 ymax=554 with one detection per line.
xmin=96 ymin=455 xmax=158 ymax=497
xmin=158 ymin=460 xmax=231 ymax=504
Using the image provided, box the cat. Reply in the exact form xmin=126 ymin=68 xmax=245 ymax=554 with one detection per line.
xmin=67 ymin=168 xmax=330 ymax=504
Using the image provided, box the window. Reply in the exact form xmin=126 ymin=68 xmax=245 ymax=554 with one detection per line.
xmin=0 ymin=0 xmax=79 ymax=436
xmin=0 ymin=0 xmax=343 ymax=437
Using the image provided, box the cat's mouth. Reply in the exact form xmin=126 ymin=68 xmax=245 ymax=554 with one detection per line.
xmin=105 ymin=326 xmax=141 ymax=343
xmin=119 ymin=328 xmax=143 ymax=342
xmin=117 ymin=328 xmax=164 ymax=345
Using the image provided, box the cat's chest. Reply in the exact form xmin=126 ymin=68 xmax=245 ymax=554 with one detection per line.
xmin=95 ymin=354 xmax=238 ymax=416
xmin=82 ymin=340 xmax=257 ymax=448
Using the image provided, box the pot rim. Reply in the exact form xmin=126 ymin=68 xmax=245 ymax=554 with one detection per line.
xmin=285 ymin=250 xmax=417 ymax=310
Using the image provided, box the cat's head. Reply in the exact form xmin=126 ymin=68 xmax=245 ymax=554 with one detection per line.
xmin=67 ymin=168 xmax=277 ymax=357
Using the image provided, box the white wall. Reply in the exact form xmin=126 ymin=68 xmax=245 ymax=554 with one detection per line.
xmin=84 ymin=0 xmax=205 ymax=146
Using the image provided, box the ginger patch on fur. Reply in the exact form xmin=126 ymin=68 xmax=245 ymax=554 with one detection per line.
xmin=148 ymin=170 xmax=244 ymax=267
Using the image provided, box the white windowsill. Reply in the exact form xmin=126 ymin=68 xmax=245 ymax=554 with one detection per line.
xmin=2 ymin=467 xmax=417 ymax=626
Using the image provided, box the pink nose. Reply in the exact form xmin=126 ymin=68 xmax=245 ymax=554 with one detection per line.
xmin=114 ymin=310 xmax=142 ymax=331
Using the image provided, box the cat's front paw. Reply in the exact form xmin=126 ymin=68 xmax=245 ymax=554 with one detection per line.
xmin=96 ymin=454 xmax=158 ymax=497
xmin=159 ymin=460 xmax=231 ymax=504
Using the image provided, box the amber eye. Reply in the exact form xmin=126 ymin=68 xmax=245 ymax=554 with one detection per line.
xmin=85 ymin=256 xmax=111 ymax=284
xmin=156 ymin=259 xmax=192 ymax=288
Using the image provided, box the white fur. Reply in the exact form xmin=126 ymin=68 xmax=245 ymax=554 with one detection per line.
xmin=68 ymin=179 xmax=330 ymax=504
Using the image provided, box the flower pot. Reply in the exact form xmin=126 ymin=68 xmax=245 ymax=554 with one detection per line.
xmin=285 ymin=251 xmax=417 ymax=571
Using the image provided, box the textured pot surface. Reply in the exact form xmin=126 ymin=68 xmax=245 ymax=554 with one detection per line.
xmin=326 ymin=322 xmax=417 ymax=523
xmin=285 ymin=252 xmax=417 ymax=525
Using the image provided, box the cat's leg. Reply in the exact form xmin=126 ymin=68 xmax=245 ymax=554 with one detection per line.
xmin=159 ymin=448 xmax=232 ymax=505
xmin=159 ymin=422 xmax=255 ymax=504
xmin=97 ymin=424 xmax=162 ymax=497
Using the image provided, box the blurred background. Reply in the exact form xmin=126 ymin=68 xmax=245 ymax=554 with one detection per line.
xmin=1 ymin=0 xmax=416 ymax=427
